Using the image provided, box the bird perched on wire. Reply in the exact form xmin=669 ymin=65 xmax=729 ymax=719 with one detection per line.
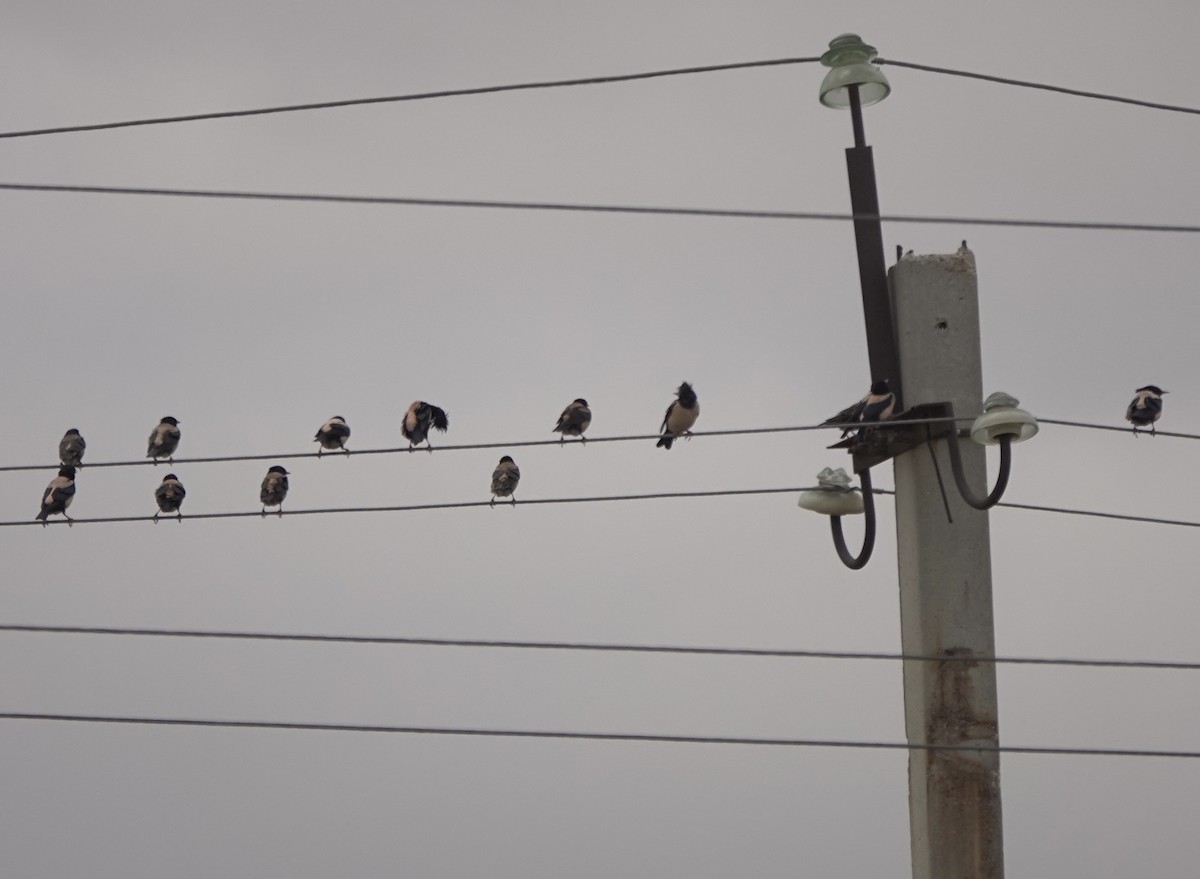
xmin=154 ymin=473 xmax=186 ymax=523
xmin=260 ymin=466 xmax=290 ymax=516
xmin=553 ymin=398 xmax=592 ymax=444
xmin=657 ymin=382 xmax=699 ymax=449
xmin=490 ymin=456 xmax=520 ymax=506
xmin=1126 ymin=385 xmax=1167 ymax=436
xmin=824 ymin=380 xmax=896 ymax=438
xmin=146 ymin=416 xmax=181 ymax=464
xmin=314 ymin=416 xmax=351 ymax=455
xmin=402 ymin=401 xmax=449 ymax=451
xmin=58 ymin=428 xmax=86 ymax=467
xmin=36 ymin=466 xmax=77 ymax=526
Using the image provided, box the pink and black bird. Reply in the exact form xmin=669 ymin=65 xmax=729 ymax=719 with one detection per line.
xmin=58 ymin=428 xmax=86 ymax=468
xmin=824 ymin=380 xmax=896 ymax=438
xmin=154 ymin=473 xmax=186 ymax=522
xmin=36 ymin=466 xmax=77 ymax=526
xmin=146 ymin=416 xmax=181 ymax=464
xmin=314 ymin=416 xmax=351 ymax=455
xmin=490 ymin=456 xmax=520 ymax=506
xmin=553 ymin=399 xmax=592 ymax=444
xmin=657 ymin=382 xmax=699 ymax=449
xmin=1126 ymin=385 xmax=1166 ymax=436
xmin=402 ymin=401 xmax=449 ymax=451
xmin=260 ymin=466 xmax=289 ymax=516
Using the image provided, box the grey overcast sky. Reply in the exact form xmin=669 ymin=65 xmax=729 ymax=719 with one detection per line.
xmin=3 ymin=1 xmax=1199 ymax=877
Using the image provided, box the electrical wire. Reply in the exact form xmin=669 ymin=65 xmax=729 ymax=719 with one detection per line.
xmin=8 ymin=486 xmax=1200 ymax=531
xmin=1038 ymin=418 xmax=1200 ymax=441
xmin=878 ymin=58 xmax=1200 ymax=117
xmin=0 ymin=57 xmax=820 ymax=141
xmin=0 ymin=486 xmax=815 ymax=528
xmin=865 ymin=488 xmax=1200 ymax=531
xmin=4 ymin=182 xmax=1199 ymax=234
xmin=2 ymin=623 xmax=1195 ymax=671
xmin=2 ymin=56 xmax=1194 ymax=142
xmin=2 ymin=712 xmax=1196 ymax=759
xmin=0 ymin=418 xmax=966 ymax=474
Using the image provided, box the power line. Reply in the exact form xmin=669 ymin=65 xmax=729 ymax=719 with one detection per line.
xmin=867 ymin=488 xmax=1200 ymax=531
xmin=3 ymin=712 xmax=1197 ymax=759
xmin=2 ymin=56 xmax=1193 ymax=143
xmin=0 ymin=57 xmax=820 ymax=141
xmin=3 ymin=182 xmax=1200 ymax=235
xmin=0 ymin=486 xmax=814 ymax=528
xmin=3 ymin=415 xmax=1190 ymax=477
xmin=9 ymin=486 xmax=1200 ymax=531
xmin=0 ymin=418 xmax=966 ymax=474
xmin=3 ymin=623 xmax=1195 ymax=671
xmin=1038 ymin=418 xmax=1200 ymax=441
xmin=878 ymin=58 xmax=1200 ymax=117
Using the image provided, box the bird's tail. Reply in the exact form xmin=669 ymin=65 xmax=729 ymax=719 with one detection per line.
xmin=431 ymin=407 xmax=449 ymax=432
xmin=657 ymin=435 xmax=674 ymax=450
xmin=35 ymin=509 xmax=48 ymax=521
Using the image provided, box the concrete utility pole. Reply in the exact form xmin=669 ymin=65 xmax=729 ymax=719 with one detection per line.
xmin=890 ymin=247 xmax=1004 ymax=879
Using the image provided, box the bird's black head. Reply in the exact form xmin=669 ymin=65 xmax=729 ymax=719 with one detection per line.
xmin=268 ymin=465 xmax=289 ymax=475
xmin=574 ymin=398 xmax=588 ymax=407
xmin=161 ymin=416 xmax=180 ymax=426
xmin=58 ymin=466 xmax=76 ymax=478
xmin=65 ymin=428 xmax=81 ymax=436
xmin=499 ymin=455 xmax=514 ymax=464
xmin=677 ymin=382 xmax=696 ymax=405
xmin=1138 ymin=385 xmax=1167 ymax=395
xmin=870 ymin=379 xmax=891 ymax=395
xmin=163 ymin=473 xmax=179 ymax=482
xmin=330 ymin=415 xmax=346 ymax=422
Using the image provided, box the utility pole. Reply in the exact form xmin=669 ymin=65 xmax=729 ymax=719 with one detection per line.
xmin=819 ymin=37 xmax=1018 ymax=877
xmin=890 ymin=247 xmax=1004 ymax=879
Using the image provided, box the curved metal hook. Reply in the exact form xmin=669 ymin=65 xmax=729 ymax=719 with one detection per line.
xmin=830 ymin=468 xmax=876 ymax=570
xmin=944 ymin=433 xmax=1012 ymax=510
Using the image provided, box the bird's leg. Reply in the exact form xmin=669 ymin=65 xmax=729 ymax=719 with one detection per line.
xmin=343 ymin=447 xmax=350 ymax=457
xmin=1152 ymin=424 xmax=1157 ymax=436
xmin=176 ymin=513 xmax=182 ymax=523
xmin=490 ymin=497 xmax=496 ymax=508
xmin=278 ymin=506 xmax=283 ymax=518
xmin=580 ymin=435 xmax=587 ymax=446
xmin=426 ymin=441 xmax=434 ymax=453
xmin=65 ymin=515 xmax=73 ymax=528
xmin=261 ymin=507 xmax=267 ymax=518
xmin=510 ymin=497 xmax=517 ymax=507
xmin=154 ymin=512 xmax=160 ymax=524
xmin=559 ymin=435 xmax=565 ymax=446
xmin=1132 ymin=426 xmax=1140 ymax=438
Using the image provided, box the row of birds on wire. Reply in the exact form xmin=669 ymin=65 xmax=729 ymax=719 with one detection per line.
xmin=33 ymin=386 xmax=700 ymax=526
xmin=31 ymin=381 xmax=1169 ymax=526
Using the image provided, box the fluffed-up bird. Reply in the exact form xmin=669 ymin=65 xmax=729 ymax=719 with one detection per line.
xmin=490 ymin=455 xmax=520 ymax=506
xmin=154 ymin=473 xmax=186 ymax=522
xmin=553 ymin=398 xmax=592 ymax=444
xmin=58 ymin=428 xmax=86 ymax=467
xmin=824 ymin=380 xmax=896 ymax=438
xmin=147 ymin=416 xmax=181 ymax=463
xmin=402 ymin=401 xmax=449 ymax=451
xmin=314 ymin=416 xmax=351 ymax=455
xmin=36 ymin=466 xmax=77 ymax=527
xmin=1126 ymin=385 xmax=1167 ymax=436
xmin=657 ymin=382 xmax=699 ymax=449
xmin=260 ymin=465 xmax=289 ymax=516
